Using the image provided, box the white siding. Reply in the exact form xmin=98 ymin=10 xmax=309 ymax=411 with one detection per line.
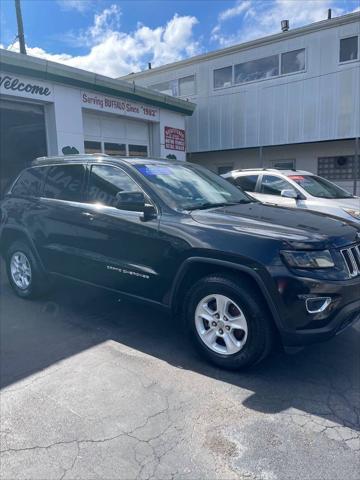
xmin=132 ymin=17 xmax=360 ymax=154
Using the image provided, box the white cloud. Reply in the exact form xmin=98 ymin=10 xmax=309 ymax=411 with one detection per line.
xmin=4 ymin=5 xmax=200 ymax=78
xmin=218 ymin=0 xmax=253 ymax=22
xmin=212 ymin=0 xmax=348 ymax=47
xmin=57 ymin=0 xmax=94 ymax=13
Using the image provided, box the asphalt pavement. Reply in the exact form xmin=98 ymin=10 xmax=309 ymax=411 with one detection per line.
xmin=0 ymin=261 xmax=359 ymax=479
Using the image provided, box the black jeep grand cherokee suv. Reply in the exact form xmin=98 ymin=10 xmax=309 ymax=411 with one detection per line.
xmin=1 ymin=155 xmax=360 ymax=369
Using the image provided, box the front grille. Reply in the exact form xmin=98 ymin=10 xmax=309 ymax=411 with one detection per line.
xmin=341 ymin=243 xmax=360 ymax=278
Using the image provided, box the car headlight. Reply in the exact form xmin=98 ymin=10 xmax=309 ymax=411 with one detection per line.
xmin=343 ymin=208 xmax=360 ymax=219
xmin=281 ymin=250 xmax=335 ymax=269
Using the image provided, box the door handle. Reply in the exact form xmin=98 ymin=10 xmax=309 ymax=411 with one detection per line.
xmin=81 ymin=212 xmax=95 ymax=221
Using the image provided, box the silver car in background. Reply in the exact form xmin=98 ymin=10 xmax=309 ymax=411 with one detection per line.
xmin=222 ymin=169 xmax=360 ymax=223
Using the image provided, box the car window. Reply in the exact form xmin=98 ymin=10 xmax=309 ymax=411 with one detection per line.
xmin=260 ymin=175 xmax=296 ymax=196
xmin=134 ymin=163 xmax=254 ymax=211
xmin=43 ymin=165 xmax=86 ymax=202
xmin=87 ymin=164 xmax=142 ymax=209
xmin=288 ymin=175 xmax=353 ymax=199
xmin=234 ymin=175 xmax=259 ymax=192
xmin=11 ymin=167 xmax=45 ymax=197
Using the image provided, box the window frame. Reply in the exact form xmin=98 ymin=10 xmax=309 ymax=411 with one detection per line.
xmin=9 ymin=166 xmax=46 ymax=198
xmin=85 ymin=163 xmax=158 ymax=215
xmin=339 ymin=35 xmax=359 ymax=65
xmin=41 ymin=163 xmax=87 ymax=203
xmin=178 ymin=74 xmax=196 ymax=98
xmin=213 ymin=48 xmax=307 ymax=91
xmin=234 ymin=54 xmax=280 ymax=86
xmin=213 ymin=65 xmax=234 ymax=90
xmin=280 ymin=48 xmax=306 ymax=76
xmin=233 ymin=174 xmax=261 ymax=193
xmin=258 ymin=173 xmax=299 ymax=197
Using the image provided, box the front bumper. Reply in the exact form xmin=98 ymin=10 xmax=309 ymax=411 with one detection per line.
xmin=271 ymin=271 xmax=360 ymax=347
xmin=280 ymin=298 xmax=360 ymax=346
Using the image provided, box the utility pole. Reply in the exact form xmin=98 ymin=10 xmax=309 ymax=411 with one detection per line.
xmin=15 ymin=0 xmax=26 ymax=54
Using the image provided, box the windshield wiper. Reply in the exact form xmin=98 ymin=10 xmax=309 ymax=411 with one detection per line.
xmin=186 ymin=200 xmax=251 ymax=211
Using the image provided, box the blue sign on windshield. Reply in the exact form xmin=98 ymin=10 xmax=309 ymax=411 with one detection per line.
xmin=137 ymin=166 xmax=172 ymax=176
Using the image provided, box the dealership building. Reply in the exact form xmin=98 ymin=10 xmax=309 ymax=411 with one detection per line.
xmin=123 ymin=12 xmax=360 ymax=193
xmin=0 ymin=49 xmax=195 ymax=195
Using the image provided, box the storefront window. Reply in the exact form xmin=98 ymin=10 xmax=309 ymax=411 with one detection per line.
xmin=104 ymin=142 xmax=126 ymax=156
xmin=128 ymin=145 xmax=148 ymax=157
xmin=84 ymin=141 xmax=102 ymax=154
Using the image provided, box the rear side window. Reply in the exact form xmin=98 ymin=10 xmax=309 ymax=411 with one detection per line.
xmin=43 ymin=165 xmax=85 ymax=202
xmin=11 ymin=168 xmax=44 ymax=197
xmin=234 ymin=175 xmax=259 ymax=192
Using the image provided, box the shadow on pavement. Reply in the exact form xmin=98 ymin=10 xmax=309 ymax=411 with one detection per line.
xmin=1 ymin=273 xmax=359 ymax=432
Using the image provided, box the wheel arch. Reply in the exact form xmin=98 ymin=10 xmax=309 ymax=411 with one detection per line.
xmin=0 ymin=227 xmax=45 ymax=271
xmin=169 ymin=257 xmax=282 ymax=330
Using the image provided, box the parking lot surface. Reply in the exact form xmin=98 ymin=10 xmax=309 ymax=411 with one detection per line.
xmin=1 ymin=263 xmax=359 ymax=480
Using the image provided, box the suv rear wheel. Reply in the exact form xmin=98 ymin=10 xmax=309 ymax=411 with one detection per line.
xmin=6 ymin=240 xmax=50 ymax=299
xmin=184 ymin=274 xmax=274 ymax=369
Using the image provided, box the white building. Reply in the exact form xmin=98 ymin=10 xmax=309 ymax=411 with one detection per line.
xmin=0 ymin=49 xmax=195 ymax=195
xmin=122 ymin=12 xmax=360 ymax=193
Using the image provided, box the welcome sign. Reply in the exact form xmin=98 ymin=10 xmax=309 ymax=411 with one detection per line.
xmin=0 ymin=73 xmax=53 ymax=100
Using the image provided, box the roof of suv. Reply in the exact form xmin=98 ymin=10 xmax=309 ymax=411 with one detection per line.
xmin=32 ymin=154 xmax=181 ymax=167
xmin=223 ymin=168 xmax=313 ymax=177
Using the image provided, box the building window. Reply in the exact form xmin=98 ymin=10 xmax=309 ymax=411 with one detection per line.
xmin=318 ymin=156 xmax=358 ymax=180
xmin=234 ymin=55 xmax=279 ymax=84
xmin=340 ymin=36 xmax=358 ymax=63
xmin=214 ymin=66 xmax=233 ymax=88
xmin=104 ymin=142 xmax=126 ymax=156
xmin=179 ymin=75 xmax=196 ymax=97
xmin=281 ymin=49 xmax=305 ymax=74
xmin=128 ymin=145 xmax=148 ymax=157
xmin=84 ymin=141 xmax=102 ymax=154
xmin=150 ymin=80 xmax=179 ymax=96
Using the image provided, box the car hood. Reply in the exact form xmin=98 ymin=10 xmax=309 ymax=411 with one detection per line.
xmin=190 ymin=202 xmax=360 ymax=249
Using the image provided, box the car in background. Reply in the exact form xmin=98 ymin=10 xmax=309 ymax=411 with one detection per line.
xmin=222 ymin=169 xmax=360 ymax=223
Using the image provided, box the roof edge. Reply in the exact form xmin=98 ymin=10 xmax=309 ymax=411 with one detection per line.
xmin=0 ymin=49 xmax=196 ymax=115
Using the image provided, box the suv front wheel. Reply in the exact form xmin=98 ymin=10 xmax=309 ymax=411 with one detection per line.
xmin=184 ymin=274 xmax=274 ymax=369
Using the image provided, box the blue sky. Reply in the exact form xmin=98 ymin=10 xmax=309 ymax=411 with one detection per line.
xmin=1 ymin=0 xmax=359 ymax=77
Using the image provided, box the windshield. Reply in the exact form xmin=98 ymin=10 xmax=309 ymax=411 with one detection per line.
xmin=288 ymin=175 xmax=354 ymax=199
xmin=134 ymin=163 xmax=254 ymax=211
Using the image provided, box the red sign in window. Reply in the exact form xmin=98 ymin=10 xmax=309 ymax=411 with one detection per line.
xmin=164 ymin=126 xmax=185 ymax=152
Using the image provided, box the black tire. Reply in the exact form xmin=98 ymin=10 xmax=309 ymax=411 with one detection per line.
xmin=6 ymin=240 xmax=51 ymax=299
xmin=184 ymin=274 xmax=274 ymax=370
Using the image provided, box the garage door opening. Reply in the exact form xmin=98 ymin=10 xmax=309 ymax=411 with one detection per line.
xmin=0 ymin=100 xmax=47 ymax=196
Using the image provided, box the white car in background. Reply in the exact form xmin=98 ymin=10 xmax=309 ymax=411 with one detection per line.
xmin=222 ymin=169 xmax=360 ymax=223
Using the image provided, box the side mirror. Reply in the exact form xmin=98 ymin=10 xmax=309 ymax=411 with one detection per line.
xmin=281 ymin=189 xmax=299 ymax=200
xmin=141 ymin=203 xmax=157 ymax=222
xmin=115 ymin=191 xmax=145 ymax=211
